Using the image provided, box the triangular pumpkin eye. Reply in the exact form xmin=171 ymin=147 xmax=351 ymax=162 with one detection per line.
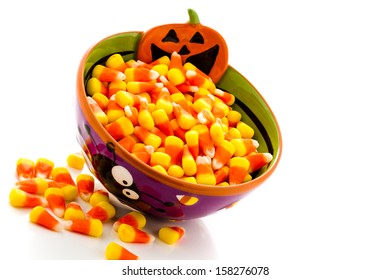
xmin=162 ymin=29 xmax=179 ymax=43
xmin=189 ymin=32 xmax=204 ymax=44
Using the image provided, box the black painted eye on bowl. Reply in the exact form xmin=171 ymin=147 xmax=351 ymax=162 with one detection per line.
xmin=112 ymin=165 xmax=133 ymax=187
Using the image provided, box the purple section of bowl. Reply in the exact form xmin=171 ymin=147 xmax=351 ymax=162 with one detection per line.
xmin=76 ymin=103 xmax=245 ymax=220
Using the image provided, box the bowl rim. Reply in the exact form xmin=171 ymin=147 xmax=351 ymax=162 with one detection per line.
xmin=76 ymin=31 xmax=283 ymax=197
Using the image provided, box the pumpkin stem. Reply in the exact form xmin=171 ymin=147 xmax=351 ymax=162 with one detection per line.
xmin=188 ymin=9 xmax=200 ymax=25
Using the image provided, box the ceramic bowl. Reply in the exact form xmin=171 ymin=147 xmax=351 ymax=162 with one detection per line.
xmin=76 ymin=32 xmax=282 ymax=220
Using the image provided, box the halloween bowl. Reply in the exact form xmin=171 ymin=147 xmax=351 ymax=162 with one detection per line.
xmin=76 ymin=32 xmax=282 ymax=220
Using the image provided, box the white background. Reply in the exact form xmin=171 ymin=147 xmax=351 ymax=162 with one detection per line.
xmin=1 ymin=0 xmax=390 ymax=279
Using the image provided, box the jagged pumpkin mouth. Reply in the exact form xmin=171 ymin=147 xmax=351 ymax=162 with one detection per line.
xmin=150 ymin=43 xmax=219 ymax=75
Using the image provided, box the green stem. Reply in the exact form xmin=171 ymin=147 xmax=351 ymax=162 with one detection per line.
xmin=188 ymin=9 xmax=200 ymax=24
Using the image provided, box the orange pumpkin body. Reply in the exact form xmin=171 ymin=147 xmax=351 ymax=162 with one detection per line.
xmin=137 ymin=9 xmax=228 ymax=83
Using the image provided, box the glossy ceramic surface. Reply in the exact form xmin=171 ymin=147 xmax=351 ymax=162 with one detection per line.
xmin=76 ymin=32 xmax=282 ymax=220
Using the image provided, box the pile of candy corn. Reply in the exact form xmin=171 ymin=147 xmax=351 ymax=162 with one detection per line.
xmin=9 ymin=155 xmax=185 ymax=260
xmin=86 ymin=51 xmax=273 ymax=186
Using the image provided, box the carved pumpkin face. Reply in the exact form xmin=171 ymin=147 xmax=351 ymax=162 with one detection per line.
xmin=137 ymin=9 xmax=228 ymax=83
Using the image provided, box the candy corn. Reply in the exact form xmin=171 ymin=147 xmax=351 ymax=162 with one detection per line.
xmin=30 ymin=206 xmax=63 ymax=232
xmin=229 ymin=157 xmax=250 ymax=185
xmin=117 ymin=224 xmax=154 ymax=243
xmin=34 ymin=158 xmax=54 ymax=179
xmin=16 ymin=158 xmax=35 ymax=181
xmin=105 ymin=242 xmax=139 ymax=260
xmin=64 ymin=202 xmax=85 ymax=220
xmin=16 ymin=177 xmax=48 ymax=195
xmin=44 ymin=187 xmax=65 ymax=218
xmin=158 ymin=226 xmax=185 ymax=245
xmin=9 ymin=188 xmax=47 ymax=208
xmin=87 ymin=201 xmax=116 ymax=222
xmin=64 ymin=218 xmax=103 ymax=237
xmin=76 ymin=173 xmax=95 ymax=202
xmin=113 ymin=211 xmax=146 ymax=231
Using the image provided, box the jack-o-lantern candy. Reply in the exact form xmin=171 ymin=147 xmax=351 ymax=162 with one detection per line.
xmin=137 ymin=9 xmax=228 ymax=83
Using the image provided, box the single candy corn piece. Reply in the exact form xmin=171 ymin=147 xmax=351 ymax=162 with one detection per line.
xmin=113 ymin=211 xmax=146 ymax=231
xmin=115 ymin=90 xmax=134 ymax=108
xmin=153 ymin=165 xmax=168 ymax=174
xmin=167 ymin=165 xmax=184 ymax=178
xmin=16 ymin=177 xmax=49 ymax=194
xmin=86 ymin=201 xmax=116 ymax=222
xmin=76 ymin=173 xmax=95 ymax=202
xmin=209 ymin=118 xmax=225 ymax=145
xmin=172 ymin=102 xmax=197 ymax=130
xmin=92 ymin=64 xmax=126 ymax=82
xmin=16 ymin=158 xmax=35 ymax=181
xmin=124 ymin=67 xmax=159 ymax=82
xmin=152 ymin=108 xmax=174 ymax=136
xmin=86 ymin=77 xmax=108 ymax=96
xmin=227 ymin=110 xmax=242 ymax=127
xmin=182 ymin=145 xmax=197 ymax=176
xmin=48 ymin=181 xmax=78 ymax=201
xmin=186 ymin=69 xmax=211 ymax=89
xmin=108 ymin=81 xmax=127 ymax=98
xmin=127 ymin=81 xmax=162 ymax=94
xmin=155 ymin=87 xmax=173 ymax=114
xmin=92 ymin=92 xmax=110 ymax=110
xmin=237 ymin=121 xmax=255 ymax=139
xmin=67 ymin=153 xmax=85 ymax=170
xmin=158 ymin=226 xmax=185 ymax=245
xmin=131 ymin=144 xmax=153 ymax=164
xmin=35 ymin=158 xmax=54 ymax=179
xmin=51 ymin=166 xmax=75 ymax=185
xmin=133 ymin=126 xmax=161 ymax=150
xmin=167 ymin=68 xmax=186 ymax=86
xmin=211 ymin=100 xmax=230 ymax=118
xmin=118 ymin=135 xmax=138 ymax=153
xmin=44 ymin=187 xmax=65 ymax=217
xmin=152 ymin=63 xmax=169 ymax=76
xmin=64 ymin=202 xmax=85 ymax=220
xmin=106 ymin=53 xmax=127 ymax=72
xmin=229 ymin=157 xmax=250 ymax=185
xmin=212 ymin=140 xmax=236 ymax=170
xmin=150 ymin=55 xmax=170 ymax=66
xmin=124 ymin=105 xmax=139 ymax=125
xmin=197 ymin=108 xmax=215 ymax=126
xmin=89 ymin=189 xmax=109 ymax=207
xmin=30 ymin=206 xmax=63 ymax=232
xmin=87 ymin=96 xmax=108 ymax=125
xmin=196 ymin=156 xmax=216 ymax=185
xmin=106 ymin=242 xmax=139 ymax=260
xmin=225 ymin=127 xmax=241 ymax=140
xmin=164 ymin=135 xmax=184 ymax=166
xmin=9 ymin=188 xmax=47 ymax=207
xmin=230 ymin=138 xmax=259 ymax=157
xmin=105 ymin=116 xmax=134 ymax=141
xmin=245 ymin=152 xmax=273 ymax=173
xmin=193 ymin=94 xmax=215 ymax=113
xmin=184 ymin=130 xmax=199 ymax=159
xmin=191 ymin=124 xmax=215 ymax=158
xmin=150 ymin=152 xmax=171 ymax=170
xmin=181 ymin=176 xmax=197 ymax=183
xmin=213 ymin=88 xmax=235 ymax=106
xmin=214 ymin=165 xmax=230 ymax=185
xmin=138 ymin=97 xmax=155 ymax=131
xmin=64 ymin=218 xmax=103 ymax=237
xmin=117 ymin=224 xmax=154 ymax=243
xmin=106 ymin=100 xmax=125 ymax=123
